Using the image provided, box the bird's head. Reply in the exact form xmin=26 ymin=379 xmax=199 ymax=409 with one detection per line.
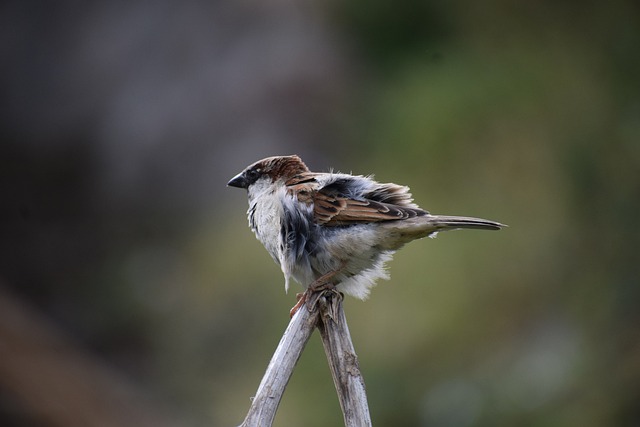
xmin=227 ymin=155 xmax=309 ymax=192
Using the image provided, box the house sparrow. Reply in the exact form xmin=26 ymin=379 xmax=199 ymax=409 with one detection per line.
xmin=228 ymin=155 xmax=504 ymax=315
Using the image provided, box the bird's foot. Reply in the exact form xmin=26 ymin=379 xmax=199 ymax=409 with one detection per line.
xmin=289 ymin=286 xmax=345 ymax=318
xmin=306 ymin=282 xmax=336 ymax=313
xmin=289 ymin=264 xmax=346 ymax=318
xmin=289 ymin=280 xmax=338 ymax=318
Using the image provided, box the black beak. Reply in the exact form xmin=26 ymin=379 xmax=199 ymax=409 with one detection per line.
xmin=227 ymin=172 xmax=248 ymax=189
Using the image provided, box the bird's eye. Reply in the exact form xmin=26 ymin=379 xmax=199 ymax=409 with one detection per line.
xmin=246 ymin=168 xmax=261 ymax=183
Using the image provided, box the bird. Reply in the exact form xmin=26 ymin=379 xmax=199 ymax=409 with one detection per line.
xmin=227 ymin=155 xmax=504 ymax=316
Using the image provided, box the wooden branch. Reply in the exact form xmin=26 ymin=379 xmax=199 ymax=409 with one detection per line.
xmin=317 ymin=292 xmax=372 ymax=427
xmin=239 ymin=291 xmax=372 ymax=426
xmin=239 ymin=302 xmax=320 ymax=427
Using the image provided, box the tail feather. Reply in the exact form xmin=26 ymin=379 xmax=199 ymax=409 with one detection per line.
xmin=427 ymin=215 xmax=505 ymax=231
xmin=379 ymin=213 xmax=505 ymax=250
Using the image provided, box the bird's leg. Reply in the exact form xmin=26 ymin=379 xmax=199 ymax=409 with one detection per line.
xmin=289 ymin=264 xmax=346 ymax=318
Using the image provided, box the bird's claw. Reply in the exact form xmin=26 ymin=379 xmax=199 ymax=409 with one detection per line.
xmin=290 ymin=265 xmax=345 ymax=318
xmin=289 ymin=286 xmax=343 ymax=318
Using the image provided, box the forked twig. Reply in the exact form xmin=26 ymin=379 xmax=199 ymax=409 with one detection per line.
xmin=239 ymin=291 xmax=371 ymax=427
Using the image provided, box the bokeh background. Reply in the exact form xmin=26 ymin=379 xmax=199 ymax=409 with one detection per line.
xmin=1 ymin=1 xmax=639 ymax=426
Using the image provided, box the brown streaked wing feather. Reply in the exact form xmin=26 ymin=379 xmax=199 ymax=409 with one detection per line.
xmin=286 ymin=173 xmax=427 ymax=226
xmin=313 ymin=192 xmax=346 ymax=224
xmin=313 ymin=191 xmax=425 ymax=226
xmin=286 ymin=172 xmax=321 ymax=205
xmin=284 ymin=171 xmax=318 ymax=187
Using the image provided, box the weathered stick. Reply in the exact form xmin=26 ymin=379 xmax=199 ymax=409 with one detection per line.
xmin=240 ymin=291 xmax=372 ymax=426
xmin=317 ymin=292 xmax=372 ymax=427
xmin=239 ymin=302 xmax=320 ymax=427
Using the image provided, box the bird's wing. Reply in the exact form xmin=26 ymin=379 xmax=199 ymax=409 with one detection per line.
xmin=286 ymin=173 xmax=427 ymax=226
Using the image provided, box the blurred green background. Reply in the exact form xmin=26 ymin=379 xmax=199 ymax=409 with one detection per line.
xmin=1 ymin=1 xmax=639 ymax=426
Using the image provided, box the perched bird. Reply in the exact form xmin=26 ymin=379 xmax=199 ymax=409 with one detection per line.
xmin=228 ymin=155 xmax=504 ymax=315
